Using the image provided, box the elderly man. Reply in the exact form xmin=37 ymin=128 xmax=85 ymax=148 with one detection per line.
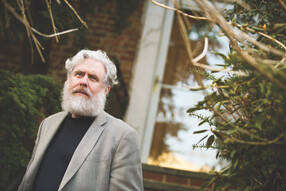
xmin=18 ymin=49 xmax=144 ymax=191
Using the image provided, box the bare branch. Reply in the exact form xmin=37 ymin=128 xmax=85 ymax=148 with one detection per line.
xmin=279 ymin=0 xmax=286 ymax=10
xmin=228 ymin=133 xmax=285 ymax=145
xmin=46 ymin=0 xmax=59 ymax=42
xmin=1 ymin=0 xmax=84 ymax=63
xmin=150 ymin=0 xmax=208 ymax=21
xmin=233 ymin=23 xmax=286 ymax=67
xmin=192 ymin=62 xmax=246 ymax=76
xmin=193 ymin=37 xmax=208 ymax=63
xmin=31 ymin=28 xmax=79 ymax=38
xmin=192 ymin=0 xmax=286 ymax=91
xmin=63 ymin=0 xmax=88 ymax=29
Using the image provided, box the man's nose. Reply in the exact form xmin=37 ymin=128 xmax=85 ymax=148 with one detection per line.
xmin=79 ymin=75 xmax=88 ymax=87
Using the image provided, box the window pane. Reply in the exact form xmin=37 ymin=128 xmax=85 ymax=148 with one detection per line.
xmin=147 ymin=12 xmax=229 ymax=172
xmin=148 ymin=87 xmax=228 ymax=172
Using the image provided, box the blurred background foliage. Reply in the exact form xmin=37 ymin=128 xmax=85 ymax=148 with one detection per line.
xmin=187 ymin=0 xmax=286 ymax=190
xmin=0 ymin=70 xmax=62 ymax=190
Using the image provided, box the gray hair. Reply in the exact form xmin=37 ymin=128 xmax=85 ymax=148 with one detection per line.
xmin=65 ymin=49 xmax=118 ymax=87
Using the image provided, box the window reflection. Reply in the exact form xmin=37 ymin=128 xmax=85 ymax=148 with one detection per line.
xmin=147 ymin=12 xmax=228 ymax=172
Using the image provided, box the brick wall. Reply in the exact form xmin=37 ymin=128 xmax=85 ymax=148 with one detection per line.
xmin=142 ymin=164 xmax=213 ymax=191
xmin=48 ymin=0 xmax=144 ymax=85
xmin=0 ymin=0 xmax=144 ymax=88
xmin=0 ymin=42 xmax=23 ymax=72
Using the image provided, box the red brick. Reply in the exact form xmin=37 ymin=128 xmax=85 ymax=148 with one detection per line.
xmin=143 ymin=171 xmax=164 ymax=182
xmin=190 ymin=178 xmax=208 ymax=187
xmin=165 ymin=175 xmax=189 ymax=185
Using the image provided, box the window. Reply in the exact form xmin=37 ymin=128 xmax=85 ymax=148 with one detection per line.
xmin=147 ymin=13 xmax=228 ymax=172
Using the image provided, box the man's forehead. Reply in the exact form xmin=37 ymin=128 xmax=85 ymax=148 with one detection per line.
xmin=71 ymin=59 xmax=105 ymax=78
xmin=74 ymin=59 xmax=105 ymax=71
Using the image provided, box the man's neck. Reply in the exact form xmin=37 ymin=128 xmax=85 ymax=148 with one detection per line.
xmin=71 ymin=113 xmax=80 ymax=118
xmin=71 ymin=113 xmax=97 ymax=118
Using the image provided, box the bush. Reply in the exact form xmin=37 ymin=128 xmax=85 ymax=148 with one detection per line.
xmin=187 ymin=0 xmax=286 ymax=190
xmin=0 ymin=70 xmax=62 ymax=190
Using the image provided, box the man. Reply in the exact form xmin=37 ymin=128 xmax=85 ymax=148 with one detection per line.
xmin=18 ymin=49 xmax=144 ymax=191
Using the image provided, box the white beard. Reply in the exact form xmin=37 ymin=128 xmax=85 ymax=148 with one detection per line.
xmin=61 ymin=80 xmax=106 ymax=117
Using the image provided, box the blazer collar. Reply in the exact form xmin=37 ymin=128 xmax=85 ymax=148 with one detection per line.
xmin=59 ymin=111 xmax=107 ymax=190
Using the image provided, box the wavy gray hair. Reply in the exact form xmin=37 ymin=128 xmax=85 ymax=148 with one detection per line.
xmin=65 ymin=49 xmax=118 ymax=88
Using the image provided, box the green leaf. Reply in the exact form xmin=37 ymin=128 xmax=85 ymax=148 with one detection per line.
xmin=215 ymin=151 xmax=221 ymax=159
xmin=210 ymin=50 xmax=227 ymax=59
xmin=196 ymin=135 xmax=208 ymax=145
xmin=206 ymin=135 xmax=215 ymax=149
xmin=251 ymin=26 xmax=264 ymax=32
xmin=227 ymin=129 xmax=238 ymax=135
xmin=232 ymin=159 xmax=239 ymax=170
xmin=193 ymin=129 xmax=208 ymax=134
xmin=230 ymin=150 xmax=236 ymax=158
xmin=189 ymin=87 xmax=206 ymax=91
xmin=198 ymin=117 xmax=209 ymax=126
xmin=212 ymin=130 xmax=227 ymax=140
xmin=187 ymin=107 xmax=201 ymax=113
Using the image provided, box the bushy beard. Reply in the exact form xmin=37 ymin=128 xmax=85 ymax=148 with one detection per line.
xmin=61 ymin=80 xmax=106 ymax=117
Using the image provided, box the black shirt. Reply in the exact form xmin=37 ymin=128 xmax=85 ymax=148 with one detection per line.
xmin=32 ymin=114 xmax=95 ymax=191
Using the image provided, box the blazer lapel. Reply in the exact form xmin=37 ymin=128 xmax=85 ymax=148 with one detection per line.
xmin=34 ymin=112 xmax=69 ymax=162
xmin=59 ymin=111 xmax=107 ymax=190
xmin=24 ymin=112 xmax=68 ymax=190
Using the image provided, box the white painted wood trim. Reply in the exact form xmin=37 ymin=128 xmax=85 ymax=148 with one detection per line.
xmin=125 ymin=0 xmax=174 ymax=162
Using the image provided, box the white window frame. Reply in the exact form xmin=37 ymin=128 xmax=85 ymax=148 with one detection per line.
xmin=125 ymin=0 xmax=174 ymax=163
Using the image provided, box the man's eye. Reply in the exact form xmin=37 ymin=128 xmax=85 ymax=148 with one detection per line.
xmin=75 ymin=72 xmax=83 ymax=77
xmin=90 ymin=76 xmax=98 ymax=81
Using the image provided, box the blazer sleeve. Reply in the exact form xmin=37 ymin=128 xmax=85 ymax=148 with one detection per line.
xmin=109 ymin=128 xmax=144 ymax=191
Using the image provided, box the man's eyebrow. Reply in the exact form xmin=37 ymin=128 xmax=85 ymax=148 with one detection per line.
xmin=73 ymin=69 xmax=84 ymax=73
xmin=89 ymin=73 xmax=100 ymax=80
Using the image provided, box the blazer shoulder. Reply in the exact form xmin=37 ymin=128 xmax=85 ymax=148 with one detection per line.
xmin=40 ymin=111 xmax=68 ymax=131
xmin=105 ymin=112 xmax=137 ymax=134
xmin=44 ymin=111 xmax=68 ymax=122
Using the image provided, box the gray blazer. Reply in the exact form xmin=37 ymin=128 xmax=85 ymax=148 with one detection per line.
xmin=19 ymin=111 xmax=144 ymax=191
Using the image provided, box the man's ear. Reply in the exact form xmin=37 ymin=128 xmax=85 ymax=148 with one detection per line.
xmin=105 ymin=86 xmax=111 ymax=95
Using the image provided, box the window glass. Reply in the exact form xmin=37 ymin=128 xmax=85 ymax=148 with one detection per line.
xmin=147 ymin=13 xmax=229 ymax=172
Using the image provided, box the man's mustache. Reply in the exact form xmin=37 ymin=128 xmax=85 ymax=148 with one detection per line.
xmin=71 ymin=87 xmax=92 ymax=98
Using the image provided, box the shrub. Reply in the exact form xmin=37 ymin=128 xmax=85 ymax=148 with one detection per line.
xmin=0 ymin=70 xmax=62 ymax=190
xmin=187 ymin=0 xmax=286 ymax=190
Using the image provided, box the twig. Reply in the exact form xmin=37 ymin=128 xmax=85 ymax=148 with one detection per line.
xmin=149 ymin=0 xmax=208 ymax=21
xmin=2 ymin=0 xmax=85 ymax=63
xmin=229 ymin=134 xmax=284 ymax=145
xmin=193 ymin=37 xmax=208 ymax=63
xmin=196 ymin=0 xmax=286 ymax=91
xmin=234 ymin=23 xmax=286 ymax=67
xmin=0 ymin=18 xmax=4 ymax=39
xmin=2 ymin=0 xmax=79 ymax=38
xmin=150 ymin=0 xmax=286 ymax=91
xmin=46 ymin=0 xmax=59 ymax=42
xmin=63 ymin=0 xmax=88 ymax=28
xmin=192 ymin=62 xmax=246 ymax=76
xmin=31 ymin=28 xmax=79 ymax=38
xmin=279 ymin=0 xmax=286 ymax=10
xmin=18 ymin=0 xmax=45 ymax=63
xmin=256 ymin=58 xmax=286 ymax=66
xmin=233 ymin=29 xmax=285 ymax=58
xmin=173 ymin=0 xmax=207 ymax=86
